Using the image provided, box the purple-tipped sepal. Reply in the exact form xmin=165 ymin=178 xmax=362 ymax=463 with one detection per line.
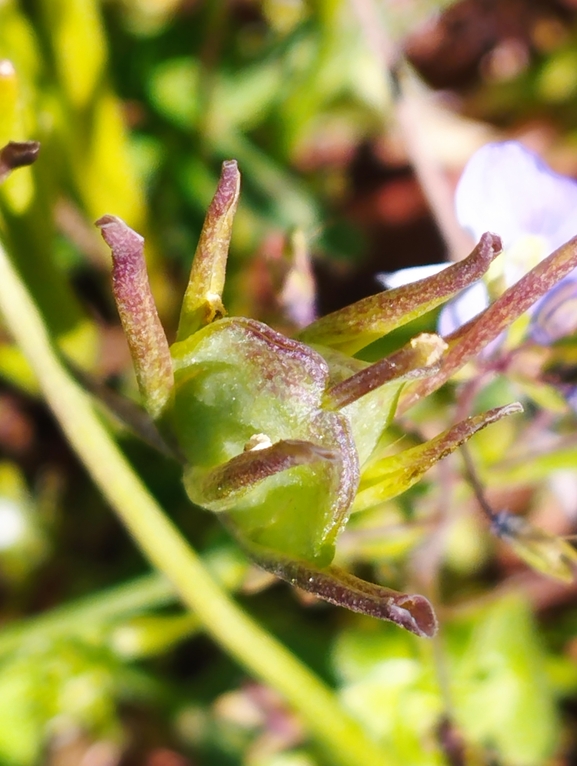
xmin=97 ymin=215 xmax=174 ymax=420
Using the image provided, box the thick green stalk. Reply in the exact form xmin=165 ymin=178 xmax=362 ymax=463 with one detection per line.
xmin=0 ymin=238 xmax=389 ymax=766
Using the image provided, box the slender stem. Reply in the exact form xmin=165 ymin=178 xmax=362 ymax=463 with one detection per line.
xmin=0 ymin=239 xmax=389 ymax=766
xmin=0 ymin=573 xmax=174 ymax=658
xmin=460 ymin=443 xmax=496 ymax=523
xmin=349 ymin=0 xmax=474 ymax=261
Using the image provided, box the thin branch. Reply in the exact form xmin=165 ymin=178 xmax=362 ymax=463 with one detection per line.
xmin=460 ymin=443 xmax=497 ymax=523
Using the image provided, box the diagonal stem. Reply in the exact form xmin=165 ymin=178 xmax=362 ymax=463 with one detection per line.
xmin=0 ymin=236 xmax=390 ymax=766
xmin=0 ymin=573 xmax=175 ymax=659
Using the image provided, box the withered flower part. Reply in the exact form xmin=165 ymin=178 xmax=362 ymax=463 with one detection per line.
xmin=0 ymin=140 xmax=40 ymax=184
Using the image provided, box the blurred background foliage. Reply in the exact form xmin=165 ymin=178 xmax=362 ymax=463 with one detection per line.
xmin=3 ymin=0 xmax=577 ymax=764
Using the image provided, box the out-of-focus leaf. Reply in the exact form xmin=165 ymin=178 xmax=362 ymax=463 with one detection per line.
xmin=0 ymin=637 xmax=143 ymax=765
xmin=333 ymin=624 xmax=443 ymax=765
xmin=0 ymin=62 xmax=35 ymax=213
xmin=214 ymin=61 xmax=285 ymax=134
xmin=455 ymin=595 xmax=558 ymax=766
xmin=148 ymin=58 xmax=200 ymax=130
xmin=110 ymin=613 xmax=199 ymax=659
xmin=488 ymin=443 xmax=577 ymax=486
xmin=538 ymin=48 xmax=577 ymax=104
xmin=41 ymin=0 xmax=106 ymax=109
xmin=81 ymin=91 xmax=146 ymax=227
xmin=0 ymin=658 xmax=43 ymax=765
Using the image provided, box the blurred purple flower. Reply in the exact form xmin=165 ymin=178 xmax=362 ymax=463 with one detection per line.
xmin=456 ymin=141 xmax=577 ymax=254
xmin=380 ymin=141 xmax=577 ymax=345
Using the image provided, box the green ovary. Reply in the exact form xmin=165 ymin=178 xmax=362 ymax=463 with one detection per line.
xmin=168 ymin=317 xmax=357 ymax=564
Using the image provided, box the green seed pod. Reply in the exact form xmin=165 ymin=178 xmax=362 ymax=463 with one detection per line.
xmin=97 ymin=160 xmax=524 ymax=638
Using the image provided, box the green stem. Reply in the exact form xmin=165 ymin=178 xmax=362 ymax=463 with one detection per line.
xmin=0 ymin=239 xmax=389 ymax=766
xmin=0 ymin=573 xmax=175 ymax=658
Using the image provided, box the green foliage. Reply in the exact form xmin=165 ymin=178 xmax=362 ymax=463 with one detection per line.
xmin=3 ymin=0 xmax=577 ymax=764
xmin=333 ymin=595 xmax=566 ymax=766
xmin=0 ymin=637 xmax=147 ymax=766
xmin=454 ymin=596 xmax=557 ymax=765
